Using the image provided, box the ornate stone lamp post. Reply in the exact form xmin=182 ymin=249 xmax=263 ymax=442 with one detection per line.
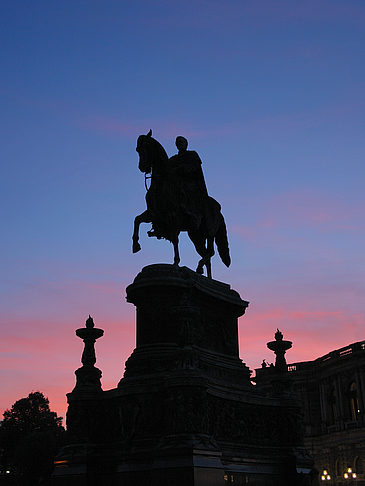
xmin=73 ymin=315 xmax=104 ymax=392
xmin=267 ymin=329 xmax=292 ymax=371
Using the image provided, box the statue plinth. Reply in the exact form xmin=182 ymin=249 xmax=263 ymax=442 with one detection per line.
xmin=120 ymin=264 xmax=251 ymax=385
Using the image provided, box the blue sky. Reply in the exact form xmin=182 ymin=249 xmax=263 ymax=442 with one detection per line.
xmin=1 ymin=0 xmax=364 ymax=417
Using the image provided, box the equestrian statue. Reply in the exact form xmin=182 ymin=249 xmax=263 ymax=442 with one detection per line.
xmin=132 ymin=130 xmax=230 ymax=278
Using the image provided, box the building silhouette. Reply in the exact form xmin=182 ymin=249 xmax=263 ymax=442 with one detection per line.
xmin=256 ymin=338 xmax=365 ymax=485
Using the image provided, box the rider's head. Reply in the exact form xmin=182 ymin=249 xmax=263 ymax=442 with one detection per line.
xmin=176 ymin=136 xmax=188 ymax=152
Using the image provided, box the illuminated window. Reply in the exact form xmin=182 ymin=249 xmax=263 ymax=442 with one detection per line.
xmin=223 ymin=474 xmax=237 ymax=484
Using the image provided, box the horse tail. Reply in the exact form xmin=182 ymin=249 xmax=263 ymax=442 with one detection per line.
xmin=215 ymin=213 xmax=231 ymax=267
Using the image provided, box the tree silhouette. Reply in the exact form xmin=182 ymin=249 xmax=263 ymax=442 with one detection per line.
xmin=0 ymin=391 xmax=65 ymax=485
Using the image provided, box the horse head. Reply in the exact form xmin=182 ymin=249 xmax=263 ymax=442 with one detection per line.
xmin=136 ymin=129 xmax=154 ymax=174
xmin=136 ymin=130 xmax=169 ymax=176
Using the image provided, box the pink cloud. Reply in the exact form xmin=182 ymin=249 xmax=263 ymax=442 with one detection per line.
xmin=18 ymin=89 xmax=363 ymax=143
xmin=0 ymin=315 xmax=135 ymax=420
xmin=73 ymin=103 xmax=359 ymax=146
xmin=239 ymin=304 xmax=365 ymax=372
xmin=86 ymin=113 xmax=314 ymax=146
xmin=78 ymin=116 xmax=143 ymax=138
xmin=76 ymin=115 xmax=215 ymax=141
xmin=272 ymin=190 xmax=362 ymax=229
xmin=2 ymin=263 xmax=364 ymax=421
xmin=230 ymin=189 xmax=365 ymax=245
xmin=0 ymin=257 xmax=142 ymax=419
xmin=75 ymin=98 xmax=363 ymax=143
xmin=2 ymin=302 xmax=363 ymax=420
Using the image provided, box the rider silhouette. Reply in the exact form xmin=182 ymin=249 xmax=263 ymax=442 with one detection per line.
xmin=169 ymin=136 xmax=209 ymax=229
xmin=134 ymin=130 xmax=230 ymax=276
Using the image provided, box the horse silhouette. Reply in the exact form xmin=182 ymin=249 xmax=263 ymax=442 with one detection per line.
xmin=132 ymin=130 xmax=230 ymax=278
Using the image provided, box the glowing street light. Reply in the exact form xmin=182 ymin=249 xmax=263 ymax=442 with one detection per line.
xmin=322 ymin=470 xmax=331 ymax=481
xmin=344 ymin=468 xmax=357 ymax=480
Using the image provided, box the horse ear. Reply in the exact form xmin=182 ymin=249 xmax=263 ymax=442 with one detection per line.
xmin=147 ymin=129 xmax=152 ymax=137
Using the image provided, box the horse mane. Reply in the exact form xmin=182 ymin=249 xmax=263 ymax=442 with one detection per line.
xmin=151 ymin=137 xmax=168 ymax=162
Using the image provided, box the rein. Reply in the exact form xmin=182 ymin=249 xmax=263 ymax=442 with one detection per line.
xmin=143 ymin=141 xmax=165 ymax=191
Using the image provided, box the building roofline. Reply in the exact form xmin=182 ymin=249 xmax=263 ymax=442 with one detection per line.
xmin=286 ymin=340 xmax=365 ymax=373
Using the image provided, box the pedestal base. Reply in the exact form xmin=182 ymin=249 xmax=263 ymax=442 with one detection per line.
xmin=53 ymin=265 xmax=313 ymax=485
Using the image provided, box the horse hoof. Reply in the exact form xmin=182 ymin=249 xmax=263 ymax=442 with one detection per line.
xmin=132 ymin=242 xmax=141 ymax=253
xmin=196 ymin=266 xmax=204 ymax=275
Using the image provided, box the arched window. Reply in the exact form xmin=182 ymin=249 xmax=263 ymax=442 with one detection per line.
xmin=335 ymin=458 xmax=341 ymax=477
xmin=354 ymin=456 xmax=363 ymax=474
xmin=348 ymin=382 xmax=360 ymax=421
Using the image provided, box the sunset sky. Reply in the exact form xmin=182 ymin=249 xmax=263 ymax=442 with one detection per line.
xmin=1 ymin=0 xmax=364 ymax=420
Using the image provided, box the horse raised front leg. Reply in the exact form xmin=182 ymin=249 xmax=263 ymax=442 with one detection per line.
xmin=132 ymin=210 xmax=151 ymax=253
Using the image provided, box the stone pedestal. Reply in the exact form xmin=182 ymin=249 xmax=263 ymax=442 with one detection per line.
xmin=121 ymin=264 xmax=251 ymax=386
xmin=53 ymin=265 xmax=313 ymax=485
